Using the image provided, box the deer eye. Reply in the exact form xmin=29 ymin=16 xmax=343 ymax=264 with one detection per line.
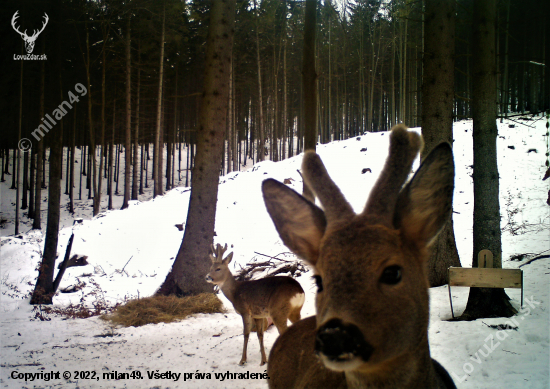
xmin=313 ymin=275 xmax=323 ymax=292
xmin=215 ymin=268 xmax=221 ymax=272
xmin=380 ymin=266 xmax=402 ymax=285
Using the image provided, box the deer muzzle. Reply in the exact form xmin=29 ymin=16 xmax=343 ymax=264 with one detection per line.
xmin=315 ymin=318 xmax=374 ymax=371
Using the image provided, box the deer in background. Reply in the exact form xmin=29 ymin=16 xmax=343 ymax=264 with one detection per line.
xmin=262 ymin=125 xmax=456 ymax=388
xmin=205 ymin=244 xmax=305 ymax=366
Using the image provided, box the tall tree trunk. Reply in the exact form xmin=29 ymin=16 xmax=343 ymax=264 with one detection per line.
xmin=154 ymin=7 xmax=166 ymax=198
xmin=157 ymin=0 xmax=235 ymax=297
xmin=69 ymin=107 xmax=76 ymax=214
xmin=302 ymin=0 xmax=318 ymax=201
xmin=391 ymin=23 xmax=396 ymax=127
xmin=15 ymin=43 xmax=23 ymax=235
xmin=28 ymin=148 xmax=35 ymax=219
xmin=21 ymin=149 xmax=28 ymax=210
xmin=227 ymin=60 xmax=233 ymax=174
xmin=460 ymin=0 xmax=516 ymax=320
xmin=108 ymin=99 xmax=115 ymax=210
xmin=253 ymin=0 xmax=265 ymax=163
xmin=133 ymin=41 xmax=141 ymax=200
xmin=31 ymin=7 xmax=63 ymax=303
xmin=139 ymin=143 xmax=144 ymax=195
xmin=421 ymin=0 xmax=462 ymax=286
xmin=85 ymin=24 xmax=98 ymax=216
xmin=96 ymin=43 xmax=107 ymax=214
xmin=501 ymin=0 xmax=510 ymax=121
xmin=31 ymin=116 xmax=63 ymax=305
xmin=283 ymin=28 xmax=288 ymax=160
xmin=1 ymin=149 xmax=7 ymax=182
xmin=122 ymin=17 xmax=132 ymax=210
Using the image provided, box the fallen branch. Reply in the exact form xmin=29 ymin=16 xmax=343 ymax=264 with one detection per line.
xmin=253 ymin=251 xmax=295 ymax=262
xmin=519 ymin=254 xmax=550 ymax=268
xmin=52 ymin=233 xmax=75 ymax=294
xmin=236 ymin=253 xmax=305 ymax=281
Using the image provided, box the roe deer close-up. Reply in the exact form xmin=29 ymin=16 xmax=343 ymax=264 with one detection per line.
xmin=205 ymin=243 xmax=305 ymax=366
xmin=262 ymin=124 xmax=457 ymax=388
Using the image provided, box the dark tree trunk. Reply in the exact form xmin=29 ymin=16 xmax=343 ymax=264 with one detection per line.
xmin=28 ymin=148 xmax=35 ymax=218
xmin=302 ymin=0 xmax=318 ymax=202
xmin=85 ymin=24 xmax=98 ymax=215
xmin=31 ymin=126 xmax=62 ymax=304
xmin=459 ymin=0 xmax=516 ymax=320
xmin=10 ymin=145 xmax=16 ymax=190
xmin=21 ymin=150 xmax=28 ymax=210
xmin=122 ymin=17 xmax=132 ymax=210
xmin=132 ymin=41 xmax=141 ymax=201
xmin=15 ymin=44 xmax=23 ymax=235
xmin=31 ymin=6 xmax=64 ymax=302
xmin=157 ymin=0 xmax=235 ymax=297
xmin=253 ymin=0 xmax=265 ymax=163
xmin=108 ymin=99 xmax=115 ymax=210
xmin=154 ymin=7 xmax=166 ymax=198
xmin=421 ymin=0 xmax=462 ymax=286
xmin=69 ymin=108 xmax=76 ymax=214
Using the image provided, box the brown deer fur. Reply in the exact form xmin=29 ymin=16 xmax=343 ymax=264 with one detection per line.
xmin=205 ymin=244 xmax=305 ymax=366
xmin=262 ymin=125 xmax=456 ymax=388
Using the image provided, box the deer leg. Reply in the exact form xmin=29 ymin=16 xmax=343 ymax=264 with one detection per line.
xmin=254 ymin=318 xmax=268 ymax=366
xmin=240 ymin=315 xmax=253 ymax=366
xmin=271 ymin=313 xmax=289 ymax=335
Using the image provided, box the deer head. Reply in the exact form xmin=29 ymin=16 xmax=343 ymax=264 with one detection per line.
xmin=262 ymin=125 xmax=454 ymax=387
xmin=12 ymin=11 xmax=49 ymax=54
xmin=205 ymin=244 xmax=234 ymax=287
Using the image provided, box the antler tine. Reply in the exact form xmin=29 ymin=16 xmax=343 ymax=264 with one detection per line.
xmin=209 ymin=244 xmax=218 ymax=263
xmin=11 ymin=11 xmax=25 ymax=37
xmin=31 ymin=13 xmax=48 ymax=38
xmin=214 ymin=243 xmax=229 ymax=260
xmin=361 ymin=124 xmax=423 ymax=227
xmin=302 ymin=151 xmax=355 ymax=225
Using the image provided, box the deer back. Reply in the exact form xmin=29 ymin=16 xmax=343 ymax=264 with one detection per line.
xmin=234 ymin=276 xmax=304 ymax=317
xmin=263 ymin=125 xmax=456 ymax=388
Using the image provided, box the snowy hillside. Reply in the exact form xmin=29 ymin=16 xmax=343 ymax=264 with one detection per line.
xmin=1 ymin=118 xmax=549 ymax=388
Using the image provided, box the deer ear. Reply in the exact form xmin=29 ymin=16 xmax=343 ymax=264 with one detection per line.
xmin=393 ymin=142 xmax=454 ymax=251
xmin=262 ymin=179 xmax=327 ymax=266
xmin=223 ymin=252 xmax=234 ymax=265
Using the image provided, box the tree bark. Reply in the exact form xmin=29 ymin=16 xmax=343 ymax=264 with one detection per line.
xmin=421 ymin=0 xmax=461 ymax=286
xmin=31 ymin=10 xmax=64 ymax=302
xmin=132 ymin=41 xmax=141 ymax=200
xmin=459 ymin=0 xmax=516 ymax=320
xmin=69 ymin=107 xmax=76 ymax=213
xmin=154 ymin=7 xmax=166 ymax=198
xmin=122 ymin=17 xmax=132 ymax=210
xmin=15 ymin=43 xmax=23 ymax=235
xmin=85 ymin=24 xmax=99 ymax=216
xmin=302 ymin=0 xmax=318 ymax=202
xmin=157 ymin=0 xmax=236 ymax=296
xmin=96 ymin=42 xmax=107 ymax=214
xmin=254 ymin=0 xmax=265 ymax=163
xmin=31 ymin=123 xmax=62 ymax=304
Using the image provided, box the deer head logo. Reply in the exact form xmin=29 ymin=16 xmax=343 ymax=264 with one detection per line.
xmin=11 ymin=11 xmax=49 ymax=54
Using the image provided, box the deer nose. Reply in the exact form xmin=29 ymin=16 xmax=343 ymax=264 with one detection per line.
xmin=205 ymin=275 xmax=212 ymax=282
xmin=315 ymin=318 xmax=374 ymax=363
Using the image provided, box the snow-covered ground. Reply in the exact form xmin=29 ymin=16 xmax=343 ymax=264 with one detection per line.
xmin=1 ymin=118 xmax=548 ymax=388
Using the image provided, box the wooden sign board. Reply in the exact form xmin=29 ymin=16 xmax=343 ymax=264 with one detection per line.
xmin=448 ymin=267 xmax=522 ymax=289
